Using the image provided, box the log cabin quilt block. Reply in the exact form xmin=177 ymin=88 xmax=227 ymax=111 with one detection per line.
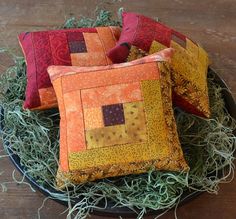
xmin=107 ymin=12 xmax=210 ymax=118
xmin=18 ymin=26 xmax=121 ymax=110
xmin=47 ymin=49 xmax=189 ymax=187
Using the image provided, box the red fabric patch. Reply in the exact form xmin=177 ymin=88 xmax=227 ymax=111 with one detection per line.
xmin=19 ymin=32 xmax=40 ymax=109
xmin=107 ymin=12 xmax=186 ymax=63
xmin=67 ymin=28 xmax=96 ymax=41
xmin=49 ymin=32 xmax=72 ymax=70
xmin=67 ymin=31 xmax=85 ymax=42
xmin=115 ymin=12 xmax=139 ymax=44
xmin=172 ymin=91 xmax=206 ymax=118
xmin=32 ymin=32 xmax=54 ymax=89
xmin=133 ymin=15 xmax=160 ymax=51
xmin=107 ymin=43 xmax=130 ymax=63
xmin=171 ymin=29 xmax=186 ymax=42
xmin=153 ymin=22 xmax=172 ymax=47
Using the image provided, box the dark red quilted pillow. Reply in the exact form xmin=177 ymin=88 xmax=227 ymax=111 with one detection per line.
xmin=19 ymin=27 xmax=120 ymax=110
xmin=107 ymin=12 xmax=176 ymax=63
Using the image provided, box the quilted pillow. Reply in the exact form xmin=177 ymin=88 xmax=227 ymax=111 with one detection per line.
xmin=107 ymin=12 xmax=210 ymax=118
xmin=47 ymin=49 xmax=189 ymax=187
xmin=18 ymin=26 xmax=121 ymax=110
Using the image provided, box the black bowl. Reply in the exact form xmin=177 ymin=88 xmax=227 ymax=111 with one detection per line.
xmin=1 ymin=68 xmax=235 ymax=218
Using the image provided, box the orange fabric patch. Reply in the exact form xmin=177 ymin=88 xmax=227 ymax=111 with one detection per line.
xmin=83 ymin=107 xmax=104 ymax=130
xmin=70 ymin=52 xmax=108 ymax=66
xmin=96 ymin=27 xmax=117 ymax=64
xmin=63 ymin=90 xmax=86 ymax=153
xmin=38 ymin=87 xmax=58 ymax=109
xmin=52 ymin=78 xmax=69 ymax=171
xmin=70 ymin=31 xmax=106 ymax=66
xmin=84 ymin=32 xmax=105 ymax=53
xmin=109 ymin=26 xmax=121 ymax=42
xmin=61 ymin=62 xmax=159 ymax=93
xmin=81 ymin=82 xmax=142 ymax=109
xmin=70 ymin=28 xmax=121 ymax=66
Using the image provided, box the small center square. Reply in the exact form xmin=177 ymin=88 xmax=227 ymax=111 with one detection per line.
xmin=69 ymin=41 xmax=87 ymax=53
xmin=102 ymin=103 xmax=125 ymax=126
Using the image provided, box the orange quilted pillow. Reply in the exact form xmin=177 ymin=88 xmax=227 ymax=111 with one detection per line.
xmin=48 ymin=49 xmax=189 ymax=187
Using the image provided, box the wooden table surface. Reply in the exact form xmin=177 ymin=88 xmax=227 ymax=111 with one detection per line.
xmin=0 ymin=0 xmax=235 ymax=218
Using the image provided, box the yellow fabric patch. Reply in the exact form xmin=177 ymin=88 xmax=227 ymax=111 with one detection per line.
xmin=148 ymin=40 xmax=210 ymax=118
xmin=63 ymin=90 xmax=86 ymax=153
xmin=170 ymin=40 xmax=210 ymax=117
xmin=140 ymin=80 xmax=170 ymax=158
xmin=149 ymin=41 xmax=167 ymax=54
xmin=185 ymin=38 xmax=199 ymax=58
xmin=198 ymin=45 xmax=209 ymax=73
xmin=127 ymin=46 xmax=148 ymax=61
xmin=170 ymin=40 xmax=206 ymax=92
xmin=123 ymin=101 xmax=147 ymax=143
xmin=83 ymin=107 xmax=104 ymax=130
xmin=85 ymin=124 xmax=129 ymax=149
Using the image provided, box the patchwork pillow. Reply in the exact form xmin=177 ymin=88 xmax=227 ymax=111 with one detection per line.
xmin=47 ymin=49 xmax=189 ymax=187
xmin=107 ymin=12 xmax=210 ymax=118
xmin=18 ymin=26 xmax=121 ymax=110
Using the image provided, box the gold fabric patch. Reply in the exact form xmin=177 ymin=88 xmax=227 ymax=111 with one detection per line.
xmin=148 ymin=40 xmax=210 ymax=118
xmin=123 ymin=101 xmax=147 ymax=143
xmin=85 ymin=125 xmax=129 ymax=149
xmin=127 ymin=46 xmax=148 ymax=61
xmin=149 ymin=41 xmax=167 ymax=54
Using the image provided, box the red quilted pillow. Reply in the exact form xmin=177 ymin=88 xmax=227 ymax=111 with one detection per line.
xmin=107 ymin=12 xmax=174 ymax=63
xmin=19 ymin=26 xmax=120 ymax=110
xmin=107 ymin=12 xmax=210 ymax=118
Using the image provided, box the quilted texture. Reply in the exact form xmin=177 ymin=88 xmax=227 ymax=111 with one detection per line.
xmin=47 ymin=49 xmax=189 ymax=187
xmin=107 ymin=12 xmax=210 ymax=118
xmin=18 ymin=26 xmax=121 ymax=110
